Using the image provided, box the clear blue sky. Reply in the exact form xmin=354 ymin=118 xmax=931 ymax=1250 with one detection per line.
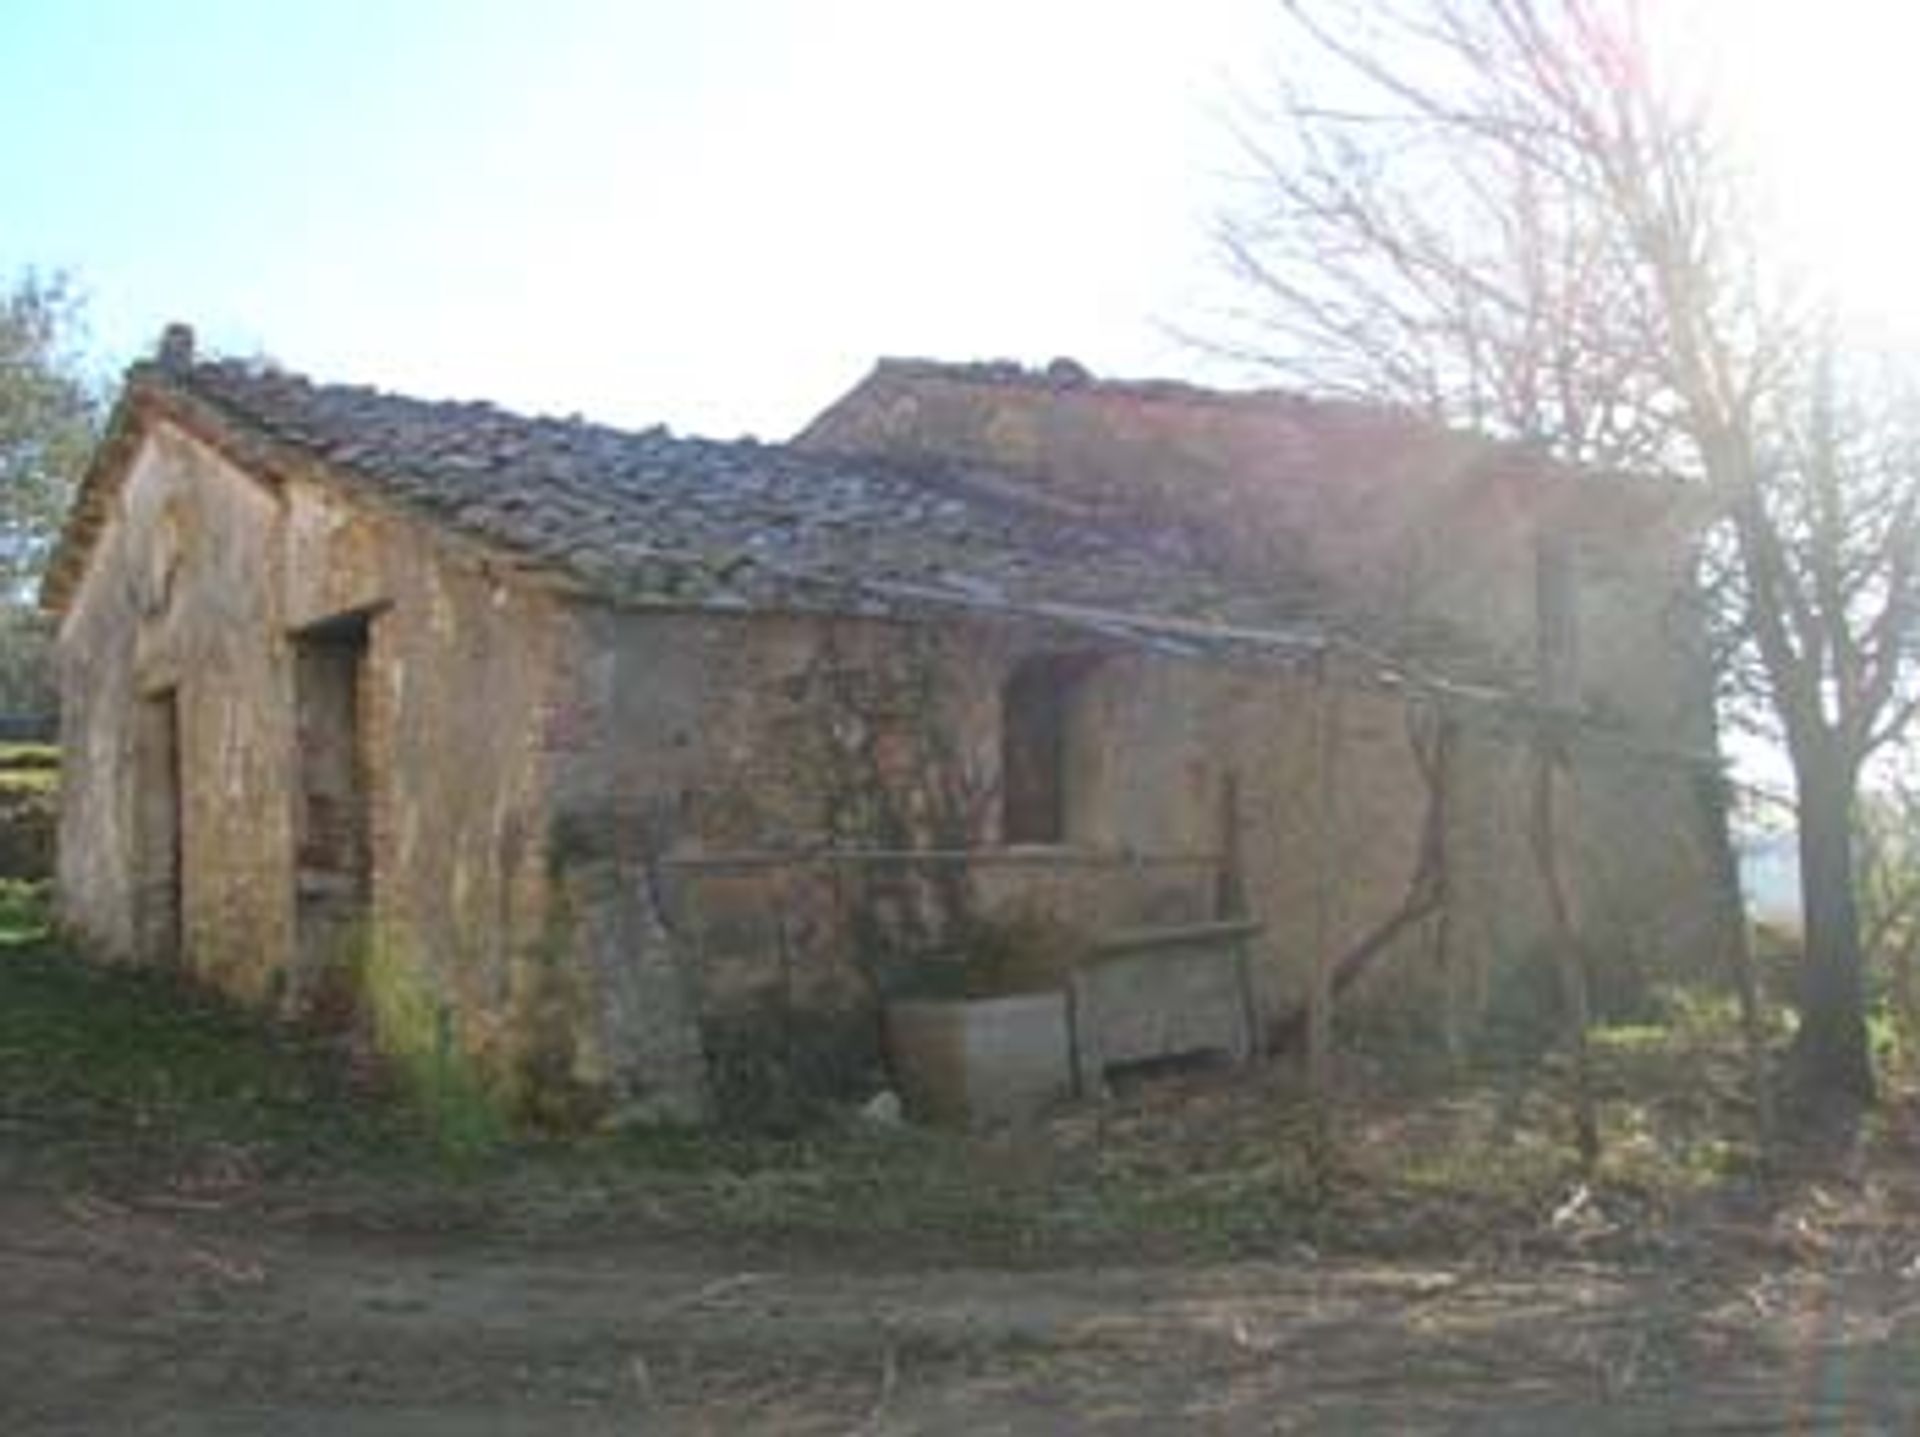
xmin=2 ymin=0 xmax=1271 ymax=438
xmin=10 ymin=2 xmax=1916 ymax=442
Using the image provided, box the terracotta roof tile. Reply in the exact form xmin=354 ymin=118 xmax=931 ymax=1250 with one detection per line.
xmin=69 ymin=358 xmax=1335 ymax=648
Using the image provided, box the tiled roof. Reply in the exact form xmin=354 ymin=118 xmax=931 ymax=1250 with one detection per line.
xmin=43 ymin=354 xmax=1334 ymax=652
xmin=799 ymin=357 xmax=1679 ymax=528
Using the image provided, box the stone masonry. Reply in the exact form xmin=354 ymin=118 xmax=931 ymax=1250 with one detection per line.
xmin=43 ymin=337 xmax=1744 ymax=1124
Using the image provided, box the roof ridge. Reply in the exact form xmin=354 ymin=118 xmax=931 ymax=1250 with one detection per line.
xmin=163 ymin=354 xmax=686 ymax=444
xmin=864 ymin=355 xmax=1426 ymax=422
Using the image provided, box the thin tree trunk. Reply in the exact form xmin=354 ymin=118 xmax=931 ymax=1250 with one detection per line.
xmin=1791 ymin=741 xmax=1876 ymax=1104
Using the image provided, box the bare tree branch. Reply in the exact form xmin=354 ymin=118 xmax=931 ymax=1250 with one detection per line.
xmin=1209 ymin=0 xmax=1920 ymax=1104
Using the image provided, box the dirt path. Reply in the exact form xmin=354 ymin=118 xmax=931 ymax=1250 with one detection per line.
xmin=7 ymin=1187 xmax=1920 ymax=1435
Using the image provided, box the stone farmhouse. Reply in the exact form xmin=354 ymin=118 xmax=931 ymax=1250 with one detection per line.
xmin=43 ymin=331 xmax=1743 ymax=1124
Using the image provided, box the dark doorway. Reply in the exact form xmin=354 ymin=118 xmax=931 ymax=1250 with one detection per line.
xmin=1002 ymin=654 xmax=1095 ymax=845
xmin=134 ymin=689 xmax=183 ymax=966
xmin=292 ymin=614 xmax=372 ymax=1028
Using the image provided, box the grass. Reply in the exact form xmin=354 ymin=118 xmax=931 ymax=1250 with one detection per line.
xmin=0 ymin=877 xmax=52 ymax=941
xmin=0 ymin=898 xmax=1823 ymax=1263
xmin=0 ymin=888 xmax=424 ymax=1188
xmin=0 ymin=765 xmax=1880 ymax=1265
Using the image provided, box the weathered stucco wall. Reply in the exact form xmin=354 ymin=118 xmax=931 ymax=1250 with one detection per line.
xmin=57 ymin=414 xmax=1741 ymax=1131
xmin=282 ymin=477 xmax=580 ymax=1116
xmin=56 ymin=421 xmax=582 ymax=1115
xmin=546 ymin=613 xmax=1006 ymax=1118
xmin=542 ymin=613 xmax=1256 ymax=1118
xmin=58 ymin=427 xmax=295 ymax=992
xmin=539 ymin=605 xmax=1741 ymax=1121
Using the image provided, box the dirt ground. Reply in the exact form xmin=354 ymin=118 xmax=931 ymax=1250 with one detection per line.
xmin=9 ymin=937 xmax=1920 ymax=1433
xmin=8 ymin=1175 xmax=1920 ymax=1436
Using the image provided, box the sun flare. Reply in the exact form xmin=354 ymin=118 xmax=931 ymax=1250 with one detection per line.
xmin=1699 ymin=0 xmax=1920 ymax=338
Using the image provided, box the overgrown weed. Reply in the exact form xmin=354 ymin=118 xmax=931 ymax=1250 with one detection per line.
xmin=2 ymin=937 xmax=1823 ymax=1263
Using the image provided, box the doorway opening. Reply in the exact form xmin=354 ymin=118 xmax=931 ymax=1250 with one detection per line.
xmin=134 ymin=689 xmax=183 ymax=967
xmin=292 ymin=613 xmax=372 ymax=1029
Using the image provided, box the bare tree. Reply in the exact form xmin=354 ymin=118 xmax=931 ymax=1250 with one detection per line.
xmin=1215 ymin=0 xmax=1920 ymax=1105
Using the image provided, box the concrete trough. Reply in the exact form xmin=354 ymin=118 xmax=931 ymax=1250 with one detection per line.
xmin=884 ymin=992 xmax=1073 ymax=1128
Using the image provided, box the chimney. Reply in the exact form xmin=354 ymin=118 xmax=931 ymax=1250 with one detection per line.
xmin=155 ymin=323 xmax=196 ymax=372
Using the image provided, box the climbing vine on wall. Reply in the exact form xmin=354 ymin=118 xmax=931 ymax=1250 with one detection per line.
xmin=788 ymin=619 xmax=1002 ymax=997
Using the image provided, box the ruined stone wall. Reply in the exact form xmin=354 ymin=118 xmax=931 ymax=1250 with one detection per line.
xmin=1571 ymin=507 xmax=1717 ymax=747
xmin=533 ymin=599 xmax=1741 ymax=1119
xmin=797 ymin=367 xmax=1706 ymax=735
xmin=57 ymin=427 xmax=296 ymax=993
xmin=545 ymin=612 xmax=1011 ymax=1118
xmin=1079 ymin=655 xmax=1439 ymax=1028
xmin=795 ymin=367 xmax=1740 ymax=1046
xmin=541 ymin=616 xmax=1440 ymax=1111
xmin=546 ymin=613 xmax=1242 ymax=1118
xmin=55 ymin=418 xmax=1741 ymax=1129
xmin=282 ymin=480 xmax=579 ymax=1115
xmin=1052 ymin=646 xmax=1738 ymax=1050
xmin=797 ymin=368 xmax=1469 ymax=593
xmin=56 ymin=423 xmax=578 ymax=1114
xmin=1420 ymin=716 xmax=1742 ymax=1051
xmin=1042 ymin=644 xmax=1655 ymax=1051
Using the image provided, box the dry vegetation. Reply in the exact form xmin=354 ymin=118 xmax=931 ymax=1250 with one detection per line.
xmin=10 ymin=898 xmax=1920 ymax=1431
xmin=4 ymin=881 xmax=1916 ymax=1264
